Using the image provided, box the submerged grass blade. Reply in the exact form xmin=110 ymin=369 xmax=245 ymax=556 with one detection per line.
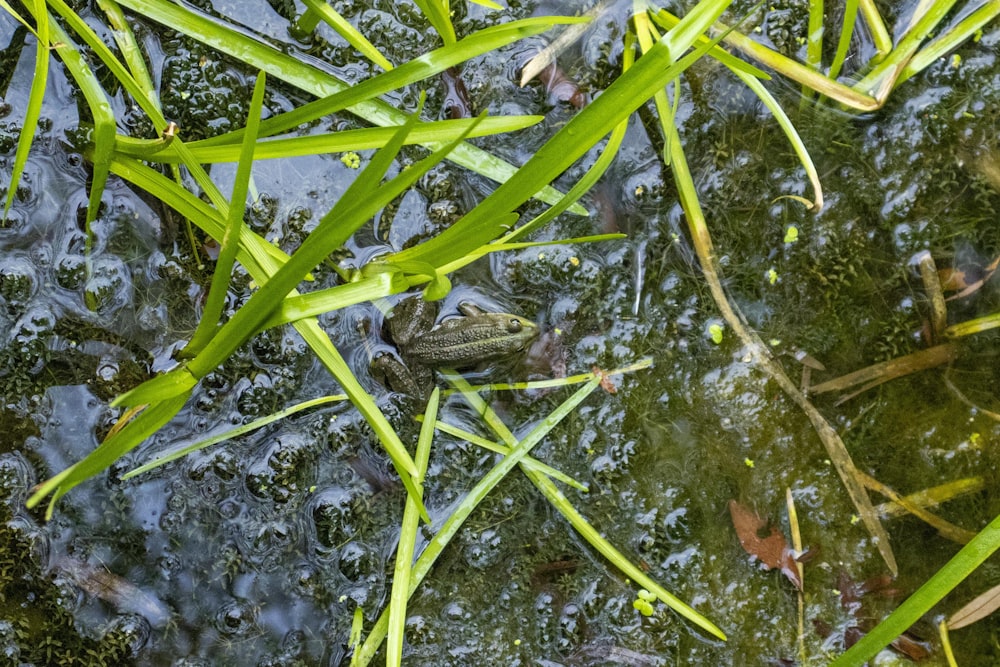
xmin=662 ymin=92 xmax=896 ymax=573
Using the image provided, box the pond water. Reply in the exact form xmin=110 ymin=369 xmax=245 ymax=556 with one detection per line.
xmin=1 ymin=0 xmax=1000 ymax=665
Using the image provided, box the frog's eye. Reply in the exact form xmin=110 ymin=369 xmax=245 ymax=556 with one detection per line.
xmin=507 ymin=319 xmax=523 ymax=333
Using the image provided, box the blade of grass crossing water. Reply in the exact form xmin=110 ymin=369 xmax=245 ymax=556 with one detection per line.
xmin=114 ymin=107 xmax=428 ymax=405
xmin=449 ymin=371 xmax=727 ymax=640
xmin=3 ymin=0 xmax=48 ymax=220
xmin=27 ymin=393 xmax=191 ymax=517
xmin=831 ymin=511 xmax=1000 ymax=665
xmin=123 ymin=395 xmax=348 ymax=478
xmin=182 ymin=72 xmax=267 ymax=357
xmin=898 ymin=2 xmax=1000 ymax=85
xmin=96 ymin=0 xmax=159 ymax=111
xmin=125 ymin=117 xmax=544 ymax=163
xmin=107 ymin=157 xmax=425 ymax=520
xmin=387 ymin=389 xmax=437 ymax=666
xmin=299 ymin=0 xmax=393 ymax=71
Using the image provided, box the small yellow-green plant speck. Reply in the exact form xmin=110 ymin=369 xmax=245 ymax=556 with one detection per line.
xmin=340 ymin=152 xmax=361 ymax=169
xmin=709 ymin=323 xmax=724 ymax=344
xmin=784 ymin=226 xmax=799 ymax=243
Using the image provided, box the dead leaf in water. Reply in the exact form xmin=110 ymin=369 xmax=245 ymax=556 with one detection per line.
xmin=728 ymin=500 xmax=802 ymax=590
xmin=948 ymin=583 xmax=1000 ymax=630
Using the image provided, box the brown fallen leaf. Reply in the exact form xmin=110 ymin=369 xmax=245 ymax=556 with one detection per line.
xmin=728 ymin=500 xmax=802 ymax=590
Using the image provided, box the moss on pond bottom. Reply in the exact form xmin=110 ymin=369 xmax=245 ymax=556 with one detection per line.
xmin=0 ymin=504 xmax=139 ymax=665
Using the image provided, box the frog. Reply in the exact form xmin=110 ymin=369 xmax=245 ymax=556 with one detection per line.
xmin=372 ymin=295 xmax=539 ymax=400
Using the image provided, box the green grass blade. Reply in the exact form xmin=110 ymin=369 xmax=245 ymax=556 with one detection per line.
xmin=852 ymin=0 xmax=959 ymax=99
xmin=182 ymin=71 xmax=267 ymax=357
xmin=429 ymin=418 xmax=587 ymax=490
xmin=805 ymin=0 xmax=824 ymax=73
xmin=411 ymin=0 xmax=457 ymax=44
xmin=113 ymin=0 xmax=585 ymax=211
xmin=109 ymin=155 xmax=426 ymax=518
xmin=831 ymin=511 xmax=1000 ymax=666
xmin=300 ymin=0 xmax=393 ymax=70
xmin=45 ymin=0 xmax=166 ymax=126
xmin=858 ymin=0 xmax=893 ymax=58
xmin=192 ymin=17 xmax=584 ymax=146
xmin=387 ymin=389 xmax=437 ymax=666
xmin=449 ymin=368 xmax=727 ymax=640
xmin=898 ymin=2 xmax=1000 ymax=85
xmin=120 ymin=116 xmax=544 ymax=163
xmin=262 ymin=273 xmax=399 ymax=329
xmin=728 ymin=68 xmax=823 ymax=209
xmin=123 ymin=395 xmax=347 ymax=478
xmin=3 ymin=0 xmax=48 ymax=220
xmin=114 ymin=107 xmax=427 ymax=405
xmin=96 ymin=0 xmax=159 ymax=111
xmin=828 ymin=0 xmax=860 ymax=81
